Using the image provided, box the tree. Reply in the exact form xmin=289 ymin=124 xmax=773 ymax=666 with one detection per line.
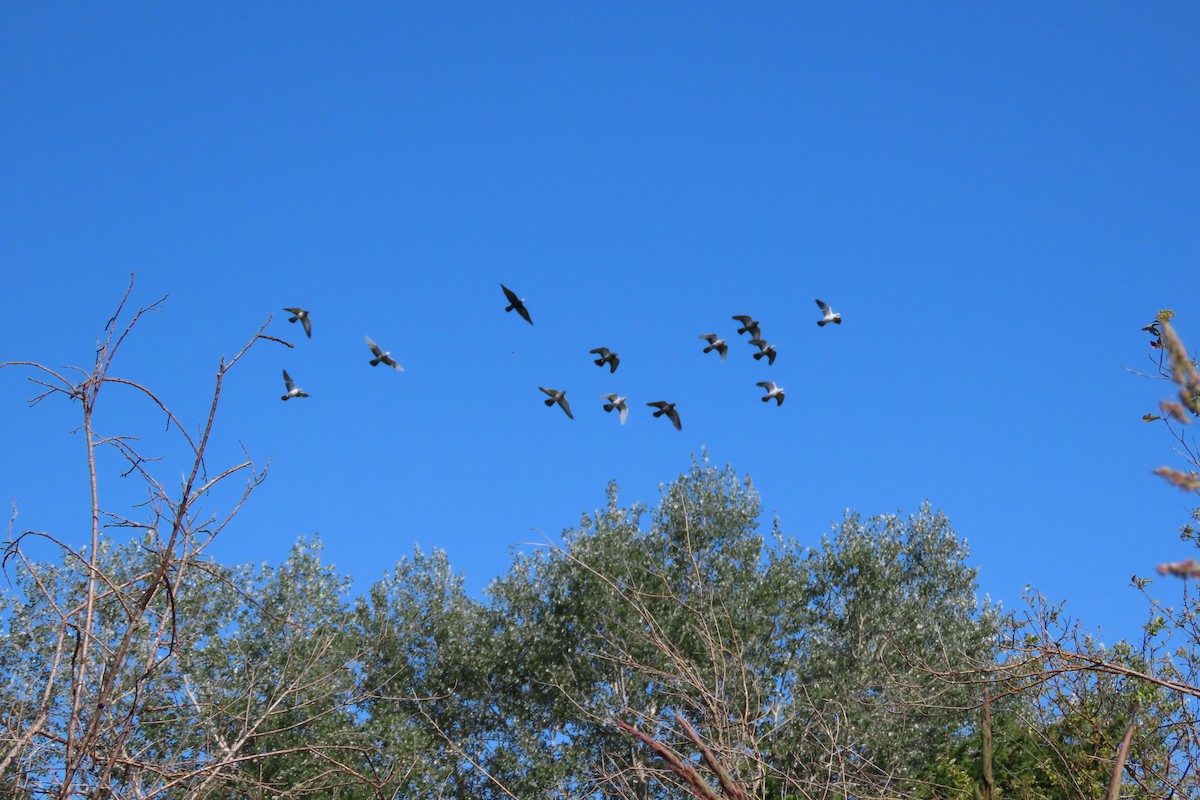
xmin=476 ymin=458 xmax=999 ymax=800
xmin=0 ymin=281 xmax=383 ymax=798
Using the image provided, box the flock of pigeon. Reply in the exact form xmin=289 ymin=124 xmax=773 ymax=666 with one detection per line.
xmin=276 ymin=287 xmax=843 ymax=431
xmin=277 ymin=308 xmax=405 ymax=401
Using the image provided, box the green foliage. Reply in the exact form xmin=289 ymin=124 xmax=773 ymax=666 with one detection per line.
xmin=471 ymin=458 xmax=998 ymax=799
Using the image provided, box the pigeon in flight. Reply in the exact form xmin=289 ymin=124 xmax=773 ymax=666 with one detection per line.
xmin=280 ymin=370 xmax=309 ymax=401
xmin=283 ymin=308 xmax=312 ymax=338
xmin=1142 ymin=322 xmax=1161 ymax=337
xmin=757 ymin=381 xmax=785 ymax=406
xmin=365 ymin=336 xmax=404 ymax=370
xmin=600 ymin=393 xmax=629 ymax=424
xmin=816 ymin=299 xmax=842 ymax=326
xmin=539 ymin=387 xmax=574 ymax=419
xmin=731 ymin=315 xmax=761 ymax=339
xmin=647 ymin=400 xmax=682 ymax=431
xmin=501 ymin=283 xmax=534 ymax=325
xmin=698 ymin=333 xmax=728 ymax=362
xmin=590 ymin=347 xmax=620 ymax=373
xmin=749 ymin=339 xmax=777 ymax=365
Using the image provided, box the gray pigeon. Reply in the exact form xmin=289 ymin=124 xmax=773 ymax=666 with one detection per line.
xmin=281 ymin=370 xmax=309 ymax=401
xmin=749 ymin=338 xmax=777 ymax=365
xmin=757 ymin=381 xmax=785 ymax=406
xmin=600 ymin=393 xmax=629 ymax=424
xmin=501 ymin=283 xmax=534 ymax=325
xmin=283 ymin=307 xmax=312 ymax=338
xmin=816 ymin=299 xmax=842 ymax=326
xmin=539 ymin=386 xmax=574 ymax=419
xmin=365 ymin=336 xmax=404 ymax=370
xmin=698 ymin=333 xmax=728 ymax=362
xmin=731 ymin=315 xmax=761 ymax=339
xmin=647 ymin=400 xmax=682 ymax=431
xmin=590 ymin=347 xmax=620 ymax=373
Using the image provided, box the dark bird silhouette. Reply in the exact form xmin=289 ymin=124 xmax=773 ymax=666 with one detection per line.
xmin=816 ymin=299 xmax=841 ymax=326
xmin=539 ymin=386 xmax=573 ymax=419
xmin=283 ymin=308 xmax=312 ymax=338
xmin=600 ymin=393 xmax=629 ymax=424
xmin=698 ymin=333 xmax=728 ymax=362
xmin=501 ymin=283 xmax=533 ymax=325
xmin=280 ymin=370 xmax=309 ymax=401
xmin=590 ymin=347 xmax=620 ymax=373
xmin=731 ymin=315 xmax=761 ymax=339
xmin=647 ymin=400 xmax=682 ymax=431
xmin=757 ymin=381 xmax=785 ymax=405
xmin=749 ymin=338 xmax=777 ymax=365
xmin=365 ymin=336 xmax=404 ymax=370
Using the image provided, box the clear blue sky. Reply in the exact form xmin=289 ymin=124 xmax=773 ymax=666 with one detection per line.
xmin=2 ymin=4 xmax=1196 ymax=643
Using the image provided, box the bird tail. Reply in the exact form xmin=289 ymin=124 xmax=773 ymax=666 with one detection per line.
xmin=544 ymin=398 xmax=555 ymax=407
xmin=753 ymin=351 xmax=763 ymax=360
xmin=370 ymin=358 xmax=380 ymax=366
xmin=817 ymin=319 xmax=827 ymax=327
xmin=603 ymin=403 xmax=615 ymax=412
xmin=288 ymin=315 xmax=299 ymax=323
xmin=833 ymin=317 xmax=842 ymax=324
xmin=761 ymin=395 xmax=769 ymax=402
xmin=505 ymin=304 xmax=515 ymax=313
xmin=594 ymin=358 xmax=605 ymax=367
xmin=281 ymin=395 xmax=289 ymax=401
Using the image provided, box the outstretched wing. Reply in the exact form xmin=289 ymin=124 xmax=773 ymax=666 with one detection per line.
xmin=365 ymin=336 xmax=383 ymax=357
xmin=283 ymin=370 xmax=296 ymax=391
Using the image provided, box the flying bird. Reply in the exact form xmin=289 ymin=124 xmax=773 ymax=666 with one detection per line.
xmin=283 ymin=307 xmax=312 ymax=338
xmin=539 ymin=387 xmax=574 ymax=419
xmin=816 ymin=299 xmax=841 ymax=326
xmin=365 ymin=336 xmax=404 ymax=370
xmin=1142 ymin=322 xmax=1161 ymax=337
xmin=757 ymin=381 xmax=785 ymax=406
xmin=646 ymin=400 xmax=682 ymax=431
xmin=501 ymin=283 xmax=533 ymax=325
xmin=698 ymin=333 xmax=728 ymax=362
xmin=749 ymin=338 xmax=777 ymax=365
xmin=600 ymin=393 xmax=629 ymax=425
xmin=280 ymin=370 xmax=309 ymax=401
xmin=731 ymin=315 xmax=761 ymax=339
xmin=590 ymin=347 xmax=620 ymax=373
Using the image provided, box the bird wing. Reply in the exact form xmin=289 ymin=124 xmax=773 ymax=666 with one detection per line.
xmin=816 ymin=299 xmax=831 ymax=314
xmin=647 ymin=401 xmax=666 ymax=410
xmin=539 ymin=386 xmax=559 ymax=398
xmin=365 ymin=336 xmax=383 ymax=357
xmin=300 ymin=315 xmax=312 ymax=337
xmin=282 ymin=370 xmax=296 ymax=391
xmin=383 ymin=355 xmax=404 ymax=370
xmin=758 ymin=381 xmax=776 ymax=391
xmin=699 ymin=333 xmax=717 ymax=343
xmin=732 ymin=315 xmax=752 ymax=325
xmin=501 ymin=283 xmax=519 ymax=304
xmin=558 ymin=396 xmax=574 ymax=419
xmin=590 ymin=347 xmax=610 ymax=356
xmin=666 ymin=407 xmax=681 ymax=430
xmin=618 ymin=402 xmax=628 ymax=425
xmin=283 ymin=307 xmax=303 ymax=314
